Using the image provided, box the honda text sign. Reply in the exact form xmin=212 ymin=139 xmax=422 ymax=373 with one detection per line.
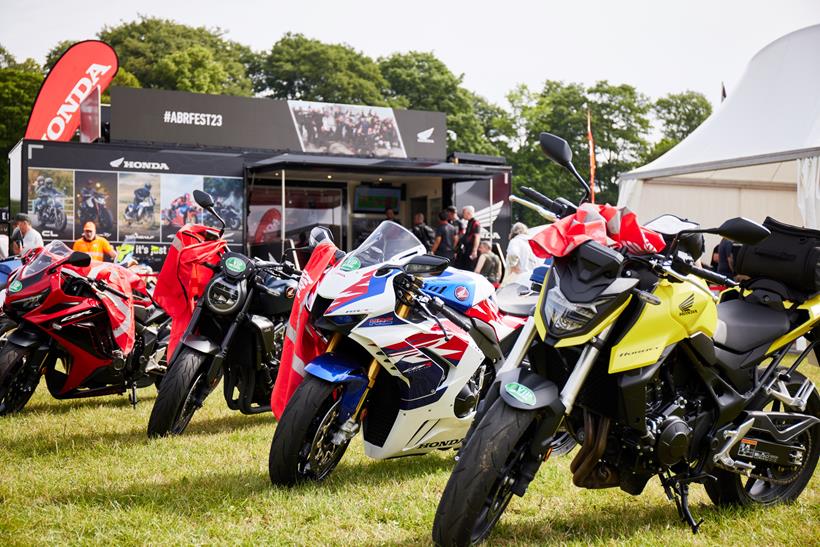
xmin=25 ymin=40 xmax=118 ymax=142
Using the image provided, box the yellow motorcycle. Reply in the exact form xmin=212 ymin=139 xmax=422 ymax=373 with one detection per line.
xmin=432 ymin=133 xmax=820 ymax=545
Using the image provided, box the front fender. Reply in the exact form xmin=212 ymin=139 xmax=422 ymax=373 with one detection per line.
xmin=497 ymin=368 xmax=561 ymax=411
xmin=7 ymin=325 xmax=47 ymax=348
xmin=305 ymin=353 xmax=368 ymax=422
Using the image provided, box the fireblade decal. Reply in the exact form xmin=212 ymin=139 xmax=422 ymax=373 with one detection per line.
xmin=326 ymin=270 xmax=389 ymax=314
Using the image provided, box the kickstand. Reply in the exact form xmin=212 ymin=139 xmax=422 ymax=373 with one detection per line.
xmin=660 ymin=472 xmax=704 ymax=534
xmin=129 ymin=383 xmax=138 ymax=408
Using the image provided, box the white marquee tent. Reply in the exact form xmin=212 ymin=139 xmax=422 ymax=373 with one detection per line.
xmin=618 ymin=24 xmax=820 ymax=246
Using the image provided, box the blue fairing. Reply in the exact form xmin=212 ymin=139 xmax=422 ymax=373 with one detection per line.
xmin=421 ymin=268 xmax=476 ymax=313
xmin=0 ymin=258 xmax=22 ymax=290
xmin=304 ymin=353 xmax=368 ymax=422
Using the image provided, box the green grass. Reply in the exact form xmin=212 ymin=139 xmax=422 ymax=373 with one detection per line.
xmin=1 ymin=366 xmax=818 ymax=546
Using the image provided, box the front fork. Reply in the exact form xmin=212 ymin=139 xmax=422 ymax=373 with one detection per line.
xmin=331 ymin=301 xmax=413 ymax=443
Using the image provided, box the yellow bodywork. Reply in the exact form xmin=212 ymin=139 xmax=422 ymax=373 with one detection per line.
xmin=608 ymin=278 xmax=717 ymax=373
xmin=766 ymin=292 xmax=820 ymax=353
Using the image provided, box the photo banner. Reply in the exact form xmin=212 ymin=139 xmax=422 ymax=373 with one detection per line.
xmin=25 ymin=40 xmax=119 ymax=142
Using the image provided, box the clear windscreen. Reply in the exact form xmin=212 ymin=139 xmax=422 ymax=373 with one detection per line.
xmin=344 ymin=221 xmax=425 ymax=269
xmin=22 ymin=240 xmax=72 ymax=278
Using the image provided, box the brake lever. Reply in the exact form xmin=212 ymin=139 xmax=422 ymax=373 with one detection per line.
xmin=416 ymin=296 xmax=450 ymax=340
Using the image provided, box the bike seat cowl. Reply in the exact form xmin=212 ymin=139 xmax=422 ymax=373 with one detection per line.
xmin=714 ymin=299 xmax=790 ymax=353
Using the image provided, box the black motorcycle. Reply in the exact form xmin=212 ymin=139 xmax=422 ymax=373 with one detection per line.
xmin=78 ymin=188 xmax=113 ymax=231
xmin=124 ymin=190 xmax=155 ymax=225
xmin=215 ymin=201 xmax=241 ymax=231
xmin=147 ymin=190 xmax=299 ymax=437
xmin=35 ymin=190 xmax=67 ymax=232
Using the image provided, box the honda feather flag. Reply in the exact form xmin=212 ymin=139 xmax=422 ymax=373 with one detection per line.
xmin=25 ymin=40 xmax=118 ymax=142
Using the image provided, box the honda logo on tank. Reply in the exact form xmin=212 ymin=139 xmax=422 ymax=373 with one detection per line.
xmin=24 ymin=40 xmax=119 ymax=142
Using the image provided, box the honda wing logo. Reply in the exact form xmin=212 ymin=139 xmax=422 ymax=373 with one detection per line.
xmin=109 ymin=157 xmax=170 ymax=171
xmin=417 ymin=127 xmax=435 ymax=144
xmin=678 ymin=294 xmax=697 ymax=316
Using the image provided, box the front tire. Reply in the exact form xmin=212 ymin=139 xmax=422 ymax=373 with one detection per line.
xmin=0 ymin=343 xmax=40 ymax=415
xmin=147 ymin=348 xmax=212 ymax=437
xmin=268 ymin=375 xmax=350 ymax=486
xmin=433 ymin=399 xmax=537 ymax=546
xmin=705 ymin=370 xmax=819 ymax=507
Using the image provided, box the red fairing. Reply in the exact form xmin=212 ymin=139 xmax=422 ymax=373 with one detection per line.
xmin=153 ymin=224 xmax=226 ymax=359
xmin=25 ymin=40 xmax=119 ymax=141
xmin=271 ymin=241 xmax=341 ymax=418
xmin=83 ymin=262 xmax=136 ymax=354
xmin=529 ymin=203 xmax=665 ymax=258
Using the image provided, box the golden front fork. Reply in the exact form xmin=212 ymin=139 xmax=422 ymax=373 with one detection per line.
xmin=349 ymin=299 xmax=413 ymax=421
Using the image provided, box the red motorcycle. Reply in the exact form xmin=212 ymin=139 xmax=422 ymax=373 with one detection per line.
xmin=0 ymin=241 xmax=170 ymax=415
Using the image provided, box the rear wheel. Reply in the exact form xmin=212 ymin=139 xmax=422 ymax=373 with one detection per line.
xmin=433 ymin=399 xmax=537 ymax=546
xmin=268 ymin=376 xmax=350 ymax=486
xmin=147 ymin=348 xmax=213 ymax=437
xmin=0 ymin=343 xmax=41 ymax=415
xmin=55 ymin=209 xmax=67 ymax=232
xmin=705 ymin=370 xmax=820 ymax=507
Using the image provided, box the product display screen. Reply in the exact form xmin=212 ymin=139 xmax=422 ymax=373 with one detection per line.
xmin=353 ymin=186 xmax=401 ymax=213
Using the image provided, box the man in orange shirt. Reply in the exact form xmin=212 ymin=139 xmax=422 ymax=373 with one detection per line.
xmin=73 ymin=221 xmax=117 ymax=262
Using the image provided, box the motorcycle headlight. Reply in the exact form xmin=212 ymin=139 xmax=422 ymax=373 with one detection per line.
xmin=11 ymin=290 xmax=49 ymax=312
xmin=543 ymin=286 xmax=608 ymax=336
xmin=205 ymin=278 xmax=245 ymax=315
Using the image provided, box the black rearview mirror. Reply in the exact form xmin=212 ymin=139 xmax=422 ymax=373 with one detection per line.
xmin=193 ymin=189 xmax=215 ymax=209
xmin=715 ymin=217 xmax=770 ymax=245
xmin=404 ymin=254 xmax=449 ymax=276
xmin=539 ymin=132 xmax=573 ymax=168
xmin=66 ymin=251 xmax=91 ymax=268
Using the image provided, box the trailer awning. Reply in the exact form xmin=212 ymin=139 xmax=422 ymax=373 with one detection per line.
xmin=245 ymin=152 xmax=508 ymax=181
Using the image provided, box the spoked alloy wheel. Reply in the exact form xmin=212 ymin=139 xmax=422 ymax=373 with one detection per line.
xmin=706 ymin=370 xmax=820 ymax=507
xmin=0 ymin=343 xmax=40 ymax=416
xmin=269 ymin=376 xmax=351 ymax=486
xmin=148 ymin=348 xmax=214 ymax=437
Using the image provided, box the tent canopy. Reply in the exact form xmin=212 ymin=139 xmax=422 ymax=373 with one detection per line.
xmin=621 ymin=23 xmax=820 ymax=183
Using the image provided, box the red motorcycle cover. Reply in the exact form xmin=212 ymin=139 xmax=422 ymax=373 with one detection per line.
xmin=271 ymin=241 xmax=341 ymax=418
xmin=153 ymin=224 xmax=226 ymax=359
xmin=82 ymin=262 xmax=136 ymax=354
xmin=530 ymin=203 xmax=665 ymax=258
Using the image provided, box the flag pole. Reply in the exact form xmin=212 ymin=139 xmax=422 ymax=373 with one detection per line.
xmin=587 ymin=109 xmax=596 ymax=203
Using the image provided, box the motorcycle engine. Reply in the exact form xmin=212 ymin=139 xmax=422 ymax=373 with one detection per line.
xmin=647 ymin=399 xmax=693 ymax=467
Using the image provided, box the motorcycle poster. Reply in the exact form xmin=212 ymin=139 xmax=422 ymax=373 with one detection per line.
xmin=117 ymin=173 xmax=160 ymax=242
xmin=27 ymin=168 xmax=74 ymax=240
xmin=160 ymin=174 xmax=203 ymax=241
xmin=203 ymin=176 xmax=243 ymax=244
xmin=74 ymin=170 xmax=117 ymax=240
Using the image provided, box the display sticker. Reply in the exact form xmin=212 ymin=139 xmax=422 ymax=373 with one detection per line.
xmin=8 ymin=280 xmax=22 ymax=293
xmin=225 ymin=256 xmax=246 ymax=273
xmin=341 ymin=255 xmax=361 ymax=272
xmin=505 ymin=382 xmax=536 ymax=406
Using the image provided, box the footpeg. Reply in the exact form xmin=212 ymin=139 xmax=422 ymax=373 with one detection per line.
xmin=765 ymin=378 xmax=815 ymax=412
xmin=713 ymin=418 xmax=755 ymax=474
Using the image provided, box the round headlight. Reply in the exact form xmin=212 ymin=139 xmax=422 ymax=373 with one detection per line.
xmin=205 ymin=278 xmax=245 ymax=315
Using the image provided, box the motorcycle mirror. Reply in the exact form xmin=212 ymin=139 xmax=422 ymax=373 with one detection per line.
xmin=309 ymin=226 xmax=334 ymax=248
xmin=712 ymin=217 xmax=771 ymax=245
xmin=193 ymin=189 xmax=215 ymax=209
xmin=404 ymin=254 xmax=449 ymax=276
xmin=538 ymin=132 xmax=592 ymax=205
xmin=66 ymin=251 xmax=91 ymax=268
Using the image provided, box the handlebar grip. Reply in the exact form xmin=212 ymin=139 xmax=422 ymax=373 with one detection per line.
xmin=675 ymin=260 xmax=735 ymax=286
xmin=102 ymin=284 xmax=129 ymax=299
xmin=430 ymin=297 xmax=473 ymax=333
xmin=520 ymin=187 xmax=555 ymax=209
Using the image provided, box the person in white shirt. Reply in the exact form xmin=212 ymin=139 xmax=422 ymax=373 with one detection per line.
xmin=13 ymin=213 xmax=44 ymax=255
xmin=504 ymin=222 xmax=541 ymax=286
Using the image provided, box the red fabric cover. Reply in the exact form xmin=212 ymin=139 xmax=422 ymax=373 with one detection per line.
xmin=153 ymin=224 xmax=226 ymax=359
xmin=529 ymin=203 xmax=665 ymax=258
xmin=271 ymin=241 xmax=341 ymax=418
xmin=74 ymin=261 xmax=136 ymax=354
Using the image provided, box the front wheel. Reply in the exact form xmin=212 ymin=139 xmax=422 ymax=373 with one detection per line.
xmin=55 ymin=209 xmax=67 ymax=232
xmin=147 ymin=348 xmax=213 ymax=437
xmin=0 ymin=343 xmax=41 ymax=415
xmin=433 ymin=399 xmax=537 ymax=546
xmin=268 ymin=375 xmax=350 ymax=486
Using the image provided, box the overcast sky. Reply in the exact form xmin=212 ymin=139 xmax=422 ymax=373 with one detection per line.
xmin=2 ymin=0 xmax=819 ymax=108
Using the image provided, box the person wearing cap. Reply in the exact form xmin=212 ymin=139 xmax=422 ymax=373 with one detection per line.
xmin=73 ymin=221 xmax=116 ymax=262
xmin=13 ymin=213 xmax=43 ymax=255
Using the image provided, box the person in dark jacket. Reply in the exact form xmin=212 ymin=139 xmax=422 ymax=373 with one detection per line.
xmin=431 ymin=211 xmax=457 ymax=261
xmin=412 ymin=213 xmax=435 ymax=251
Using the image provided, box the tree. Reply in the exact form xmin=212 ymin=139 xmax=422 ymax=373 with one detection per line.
xmin=654 ymin=91 xmax=712 ymax=142
xmin=98 ymin=16 xmax=254 ymax=96
xmin=379 ymin=51 xmax=497 ymax=155
xmin=155 ymin=46 xmax=229 ymax=95
xmin=257 ymin=33 xmax=389 ymax=105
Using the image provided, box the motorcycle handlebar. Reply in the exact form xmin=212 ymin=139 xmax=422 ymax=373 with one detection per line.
xmin=428 ymin=296 xmax=473 ymax=333
xmin=520 ymin=186 xmax=556 ymax=210
xmin=672 ymin=258 xmax=737 ymax=287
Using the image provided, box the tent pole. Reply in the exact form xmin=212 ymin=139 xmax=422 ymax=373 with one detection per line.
xmin=281 ymin=169 xmax=286 ymax=256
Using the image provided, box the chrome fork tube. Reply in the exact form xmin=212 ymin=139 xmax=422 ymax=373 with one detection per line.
xmin=497 ymin=316 xmax=537 ymax=375
xmin=560 ymin=325 xmax=613 ymax=414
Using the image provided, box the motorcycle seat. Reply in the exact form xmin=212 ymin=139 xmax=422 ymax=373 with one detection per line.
xmin=714 ymin=299 xmax=790 ymax=353
xmin=495 ymin=282 xmax=538 ymax=317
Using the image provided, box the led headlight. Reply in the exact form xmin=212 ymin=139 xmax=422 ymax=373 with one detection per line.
xmin=205 ymin=278 xmax=245 ymax=315
xmin=543 ymin=286 xmax=608 ymax=336
xmin=11 ymin=290 xmax=49 ymax=312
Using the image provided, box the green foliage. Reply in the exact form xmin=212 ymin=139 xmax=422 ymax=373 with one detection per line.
xmin=102 ymin=68 xmax=140 ymax=102
xmin=98 ymin=16 xmax=254 ymax=96
xmin=43 ymin=39 xmax=77 ymax=72
xmin=379 ymin=52 xmax=499 ymax=155
xmin=654 ymin=90 xmax=712 ymax=142
xmin=257 ymin=33 xmax=389 ymax=105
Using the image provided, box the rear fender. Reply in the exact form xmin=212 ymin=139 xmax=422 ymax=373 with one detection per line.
xmin=305 ymin=353 xmax=368 ymax=422
xmin=496 ymin=368 xmax=566 ymax=458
